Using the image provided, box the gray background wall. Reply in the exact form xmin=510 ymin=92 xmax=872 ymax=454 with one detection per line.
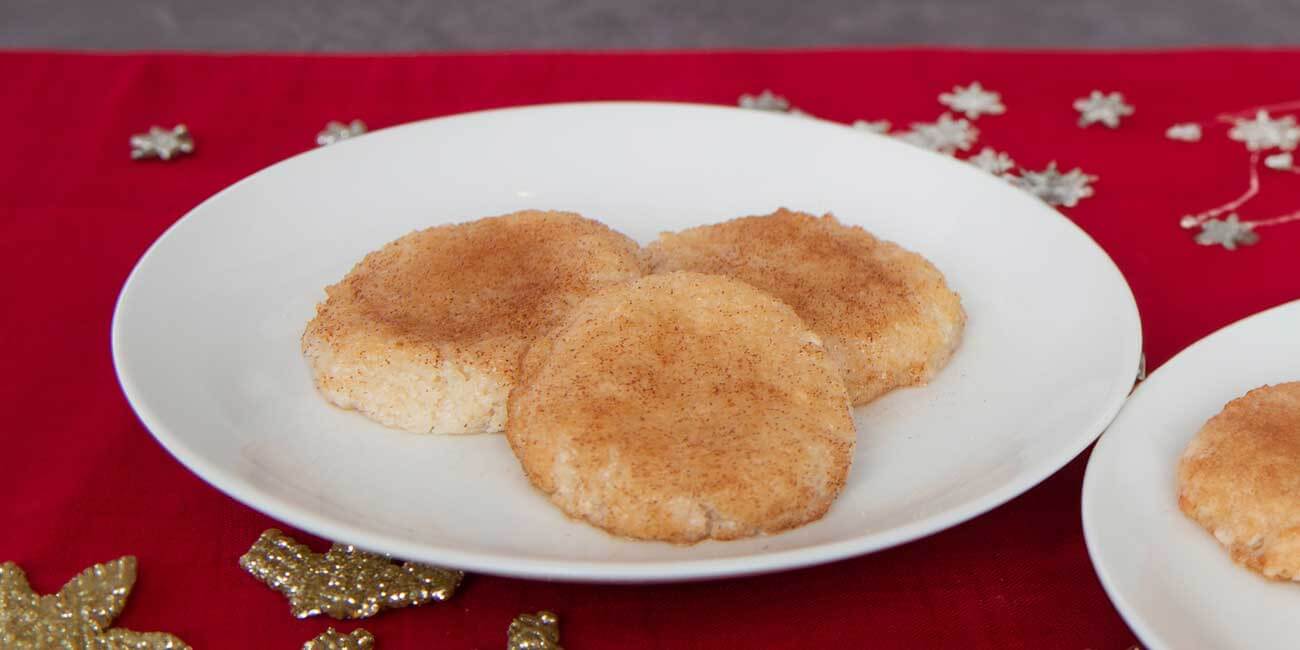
xmin=1 ymin=0 xmax=1296 ymax=50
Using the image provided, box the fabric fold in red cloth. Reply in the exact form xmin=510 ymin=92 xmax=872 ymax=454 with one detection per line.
xmin=2 ymin=49 xmax=1299 ymax=648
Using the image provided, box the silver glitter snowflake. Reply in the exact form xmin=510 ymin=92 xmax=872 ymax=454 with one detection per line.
xmin=897 ymin=113 xmax=979 ymax=154
xmin=1013 ymin=162 xmax=1097 ymax=207
xmin=316 ymin=120 xmax=368 ymax=146
xmin=738 ymin=90 xmax=815 ymax=118
xmin=1195 ymin=214 xmax=1259 ymax=250
xmin=852 ymin=119 xmax=891 ymax=134
xmin=130 ymin=124 xmax=194 ymax=161
xmin=939 ymin=82 xmax=1005 ymax=119
xmin=1165 ymin=123 xmax=1202 ymax=142
xmin=967 ymin=147 xmax=1016 ymax=175
xmin=739 ymin=90 xmax=790 ymax=112
xmin=1074 ymin=91 xmax=1134 ymax=128
xmin=1228 ymin=110 xmax=1300 ymax=151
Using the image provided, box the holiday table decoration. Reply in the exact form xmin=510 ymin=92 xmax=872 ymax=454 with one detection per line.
xmin=506 ymin=611 xmax=562 ymax=650
xmin=0 ymin=557 xmax=188 ymax=648
xmin=1171 ymin=102 xmax=1300 ymax=248
xmin=1073 ymin=91 xmax=1134 ymax=128
xmin=240 ymin=530 xmax=462 ymax=620
xmin=5 ymin=48 xmax=1300 ymax=648
xmin=304 ymin=628 xmax=376 ymax=650
xmin=317 ymin=120 xmax=368 ymax=147
xmin=939 ymin=81 xmax=1006 ymax=119
xmin=129 ymin=125 xmax=194 ymax=161
xmin=1012 ymin=162 xmax=1098 ymax=207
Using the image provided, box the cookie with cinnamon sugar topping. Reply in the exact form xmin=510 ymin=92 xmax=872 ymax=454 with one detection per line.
xmin=507 ymin=272 xmax=856 ymax=543
xmin=302 ymin=210 xmax=644 ymax=434
xmin=1178 ymin=382 xmax=1300 ymax=581
xmin=647 ymin=208 xmax=965 ymax=405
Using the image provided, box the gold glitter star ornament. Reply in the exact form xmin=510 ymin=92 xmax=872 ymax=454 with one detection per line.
xmin=303 ymin=627 xmax=375 ymax=650
xmin=0 ymin=556 xmax=189 ymax=649
xmin=240 ymin=529 xmax=463 ymax=619
xmin=507 ymin=611 xmax=563 ymax=650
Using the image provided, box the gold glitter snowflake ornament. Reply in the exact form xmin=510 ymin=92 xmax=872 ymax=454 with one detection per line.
xmin=507 ymin=611 xmax=563 ymax=650
xmin=303 ymin=627 xmax=375 ymax=650
xmin=0 ymin=556 xmax=189 ymax=649
xmin=239 ymin=529 xmax=463 ymax=619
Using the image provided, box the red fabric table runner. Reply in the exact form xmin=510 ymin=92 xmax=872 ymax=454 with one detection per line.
xmin=3 ymin=49 xmax=1299 ymax=649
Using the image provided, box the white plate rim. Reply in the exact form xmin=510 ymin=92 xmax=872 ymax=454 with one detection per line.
xmin=112 ymin=101 xmax=1143 ymax=582
xmin=1081 ymin=298 xmax=1300 ymax=648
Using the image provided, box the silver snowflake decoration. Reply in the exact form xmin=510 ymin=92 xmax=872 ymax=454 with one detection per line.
xmin=739 ymin=90 xmax=790 ymax=112
xmin=1228 ymin=110 xmax=1300 ymax=151
xmin=1013 ymin=162 xmax=1097 ymax=207
xmin=317 ymin=120 xmax=368 ymax=146
xmin=1074 ymin=91 xmax=1134 ymax=128
xmin=852 ymin=119 xmax=891 ymax=134
xmin=738 ymin=90 xmax=814 ymax=118
xmin=939 ymin=82 xmax=1005 ymax=119
xmin=1165 ymin=123 xmax=1202 ymax=142
xmin=130 ymin=124 xmax=194 ymax=161
xmin=967 ymin=147 xmax=1016 ymax=175
xmin=1195 ymin=214 xmax=1259 ymax=250
xmin=898 ymin=113 xmax=979 ymax=154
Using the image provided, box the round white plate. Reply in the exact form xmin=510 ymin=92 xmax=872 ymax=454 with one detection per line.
xmin=113 ymin=102 xmax=1141 ymax=582
xmin=1084 ymin=299 xmax=1300 ymax=650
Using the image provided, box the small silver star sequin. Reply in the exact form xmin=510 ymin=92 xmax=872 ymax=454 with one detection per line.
xmin=897 ymin=113 xmax=979 ymax=154
xmin=1229 ymin=110 xmax=1300 ymax=151
xmin=317 ymin=120 xmax=368 ymax=147
xmin=852 ymin=119 xmax=891 ymax=134
xmin=967 ymin=147 xmax=1016 ymax=175
xmin=1165 ymin=123 xmax=1202 ymax=142
xmin=1074 ymin=91 xmax=1134 ymax=128
xmin=130 ymin=124 xmax=194 ymax=161
xmin=1265 ymin=152 xmax=1293 ymax=170
xmin=739 ymin=90 xmax=790 ymax=112
xmin=939 ymin=82 xmax=1005 ymax=119
xmin=1013 ymin=162 xmax=1097 ymax=207
xmin=1195 ymin=214 xmax=1259 ymax=250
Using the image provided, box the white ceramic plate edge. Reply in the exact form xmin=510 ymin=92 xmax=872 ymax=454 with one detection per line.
xmin=1081 ymin=298 xmax=1300 ymax=649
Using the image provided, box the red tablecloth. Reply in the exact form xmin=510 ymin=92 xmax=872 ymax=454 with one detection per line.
xmin=3 ymin=49 xmax=1300 ymax=649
